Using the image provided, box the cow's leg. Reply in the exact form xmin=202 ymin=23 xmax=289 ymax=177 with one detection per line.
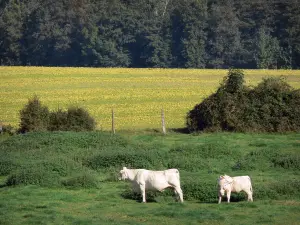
xmin=174 ymin=186 xmax=183 ymax=203
xmin=173 ymin=188 xmax=179 ymax=202
xmin=246 ymin=190 xmax=253 ymax=202
xmin=226 ymin=191 xmax=231 ymax=203
xmin=139 ymin=184 xmax=146 ymax=203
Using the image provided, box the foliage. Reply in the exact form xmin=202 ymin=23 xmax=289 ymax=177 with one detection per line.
xmin=61 ymin=171 xmax=100 ymax=189
xmin=84 ymin=145 xmax=166 ymax=170
xmin=1 ymin=0 xmax=300 ymax=68
xmin=49 ymin=106 xmax=97 ymax=132
xmin=64 ymin=106 xmax=96 ymax=131
xmin=187 ymin=69 xmax=300 ymax=132
xmin=5 ymin=165 xmax=61 ymax=186
xmin=19 ymin=96 xmax=50 ymax=133
xmin=19 ymin=95 xmax=96 ymax=132
xmin=48 ymin=109 xmax=68 ymax=131
xmin=0 ymin=123 xmax=15 ymax=135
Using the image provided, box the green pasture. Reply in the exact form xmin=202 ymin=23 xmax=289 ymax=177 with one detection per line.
xmin=0 ymin=131 xmax=300 ymax=224
xmin=1 ymin=183 xmax=300 ymax=225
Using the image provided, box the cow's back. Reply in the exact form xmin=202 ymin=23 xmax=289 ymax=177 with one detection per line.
xmin=164 ymin=169 xmax=180 ymax=183
xmin=140 ymin=169 xmax=181 ymax=191
xmin=232 ymin=176 xmax=252 ymax=193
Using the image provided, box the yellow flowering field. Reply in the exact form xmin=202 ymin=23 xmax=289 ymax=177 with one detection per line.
xmin=1 ymin=67 xmax=300 ymax=131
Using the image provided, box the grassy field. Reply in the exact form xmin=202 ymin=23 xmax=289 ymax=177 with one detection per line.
xmin=1 ymin=183 xmax=300 ymax=225
xmin=1 ymin=67 xmax=300 ymax=130
xmin=0 ymin=131 xmax=300 ymax=224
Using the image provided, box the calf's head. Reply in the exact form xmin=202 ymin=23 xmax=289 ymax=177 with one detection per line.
xmin=218 ymin=175 xmax=233 ymax=196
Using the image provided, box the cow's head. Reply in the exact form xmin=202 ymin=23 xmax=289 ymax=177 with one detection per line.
xmin=119 ymin=167 xmax=128 ymax=181
xmin=218 ymin=174 xmax=233 ymax=196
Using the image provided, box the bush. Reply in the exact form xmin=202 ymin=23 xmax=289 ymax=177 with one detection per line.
xmin=181 ymin=177 xmax=217 ymax=202
xmin=48 ymin=109 xmax=68 ymax=131
xmin=18 ymin=96 xmax=96 ymax=132
xmin=0 ymin=159 xmax=18 ymax=176
xmin=187 ymin=69 xmax=300 ymax=132
xmin=0 ymin=124 xmax=15 ymax=135
xmin=232 ymin=148 xmax=279 ymax=171
xmin=84 ymin=146 xmax=165 ymax=170
xmin=254 ymin=179 xmax=300 ymax=200
xmin=49 ymin=107 xmax=96 ymax=131
xmin=272 ymin=154 xmax=300 ymax=170
xmin=5 ymin=165 xmax=61 ymax=186
xmin=167 ymin=143 xmax=241 ymax=172
xmin=61 ymin=171 xmax=100 ymax=188
xmin=186 ymin=69 xmax=249 ymax=132
xmin=19 ymin=96 xmax=50 ymax=133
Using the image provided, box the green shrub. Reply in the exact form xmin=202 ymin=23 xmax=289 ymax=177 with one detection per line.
xmin=19 ymin=96 xmax=50 ymax=133
xmin=254 ymin=184 xmax=279 ymax=200
xmin=49 ymin=107 xmax=96 ymax=131
xmin=65 ymin=106 xmax=96 ymax=131
xmin=0 ymin=159 xmax=18 ymax=176
xmin=181 ymin=177 xmax=217 ymax=202
xmin=48 ymin=109 xmax=68 ymax=131
xmin=3 ymin=149 xmax=86 ymax=187
xmin=5 ymin=165 xmax=60 ymax=186
xmin=18 ymin=96 xmax=96 ymax=132
xmin=254 ymin=179 xmax=300 ymax=200
xmin=186 ymin=69 xmax=249 ymax=132
xmin=0 ymin=124 xmax=15 ymax=135
xmin=187 ymin=69 xmax=300 ymax=132
xmin=272 ymin=179 xmax=300 ymax=197
xmin=272 ymin=154 xmax=300 ymax=170
xmin=232 ymin=149 xmax=279 ymax=171
xmin=84 ymin=146 xmax=165 ymax=170
xmin=61 ymin=171 xmax=100 ymax=188
xmin=168 ymin=143 xmax=241 ymax=172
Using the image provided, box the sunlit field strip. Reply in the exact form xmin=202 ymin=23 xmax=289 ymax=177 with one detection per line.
xmin=1 ymin=67 xmax=300 ymax=130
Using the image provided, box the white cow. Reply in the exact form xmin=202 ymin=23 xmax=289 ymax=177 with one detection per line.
xmin=218 ymin=174 xmax=253 ymax=204
xmin=119 ymin=167 xmax=183 ymax=203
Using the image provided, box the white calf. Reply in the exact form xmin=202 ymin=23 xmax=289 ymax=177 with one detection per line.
xmin=218 ymin=174 xmax=253 ymax=203
xmin=119 ymin=167 xmax=183 ymax=203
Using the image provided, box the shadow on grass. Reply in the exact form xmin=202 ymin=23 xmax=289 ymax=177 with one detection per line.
xmin=169 ymin=127 xmax=190 ymax=134
xmin=120 ymin=189 xmax=180 ymax=203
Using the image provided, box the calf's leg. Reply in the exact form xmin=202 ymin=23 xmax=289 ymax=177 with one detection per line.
xmin=218 ymin=193 xmax=222 ymax=204
xmin=226 ymin=191 xmax=231 ymax=203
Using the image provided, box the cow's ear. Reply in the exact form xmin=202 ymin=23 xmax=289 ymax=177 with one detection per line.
xmin=220 ymin=175 xmax=224 ymax=178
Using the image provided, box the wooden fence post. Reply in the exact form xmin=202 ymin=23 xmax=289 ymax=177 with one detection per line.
xmin=112 ymin=108 xmax=115 ymax=134
xmin=161 ymin=108 xmax=166 ymax=135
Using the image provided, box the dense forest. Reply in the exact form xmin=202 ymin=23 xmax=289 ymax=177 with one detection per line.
xmin=0 ymin=0 xmax=299 ymax=69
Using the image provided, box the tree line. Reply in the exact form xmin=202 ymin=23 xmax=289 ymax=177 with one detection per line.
xmin=0 ymin=0 xmax=299 ymax=69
